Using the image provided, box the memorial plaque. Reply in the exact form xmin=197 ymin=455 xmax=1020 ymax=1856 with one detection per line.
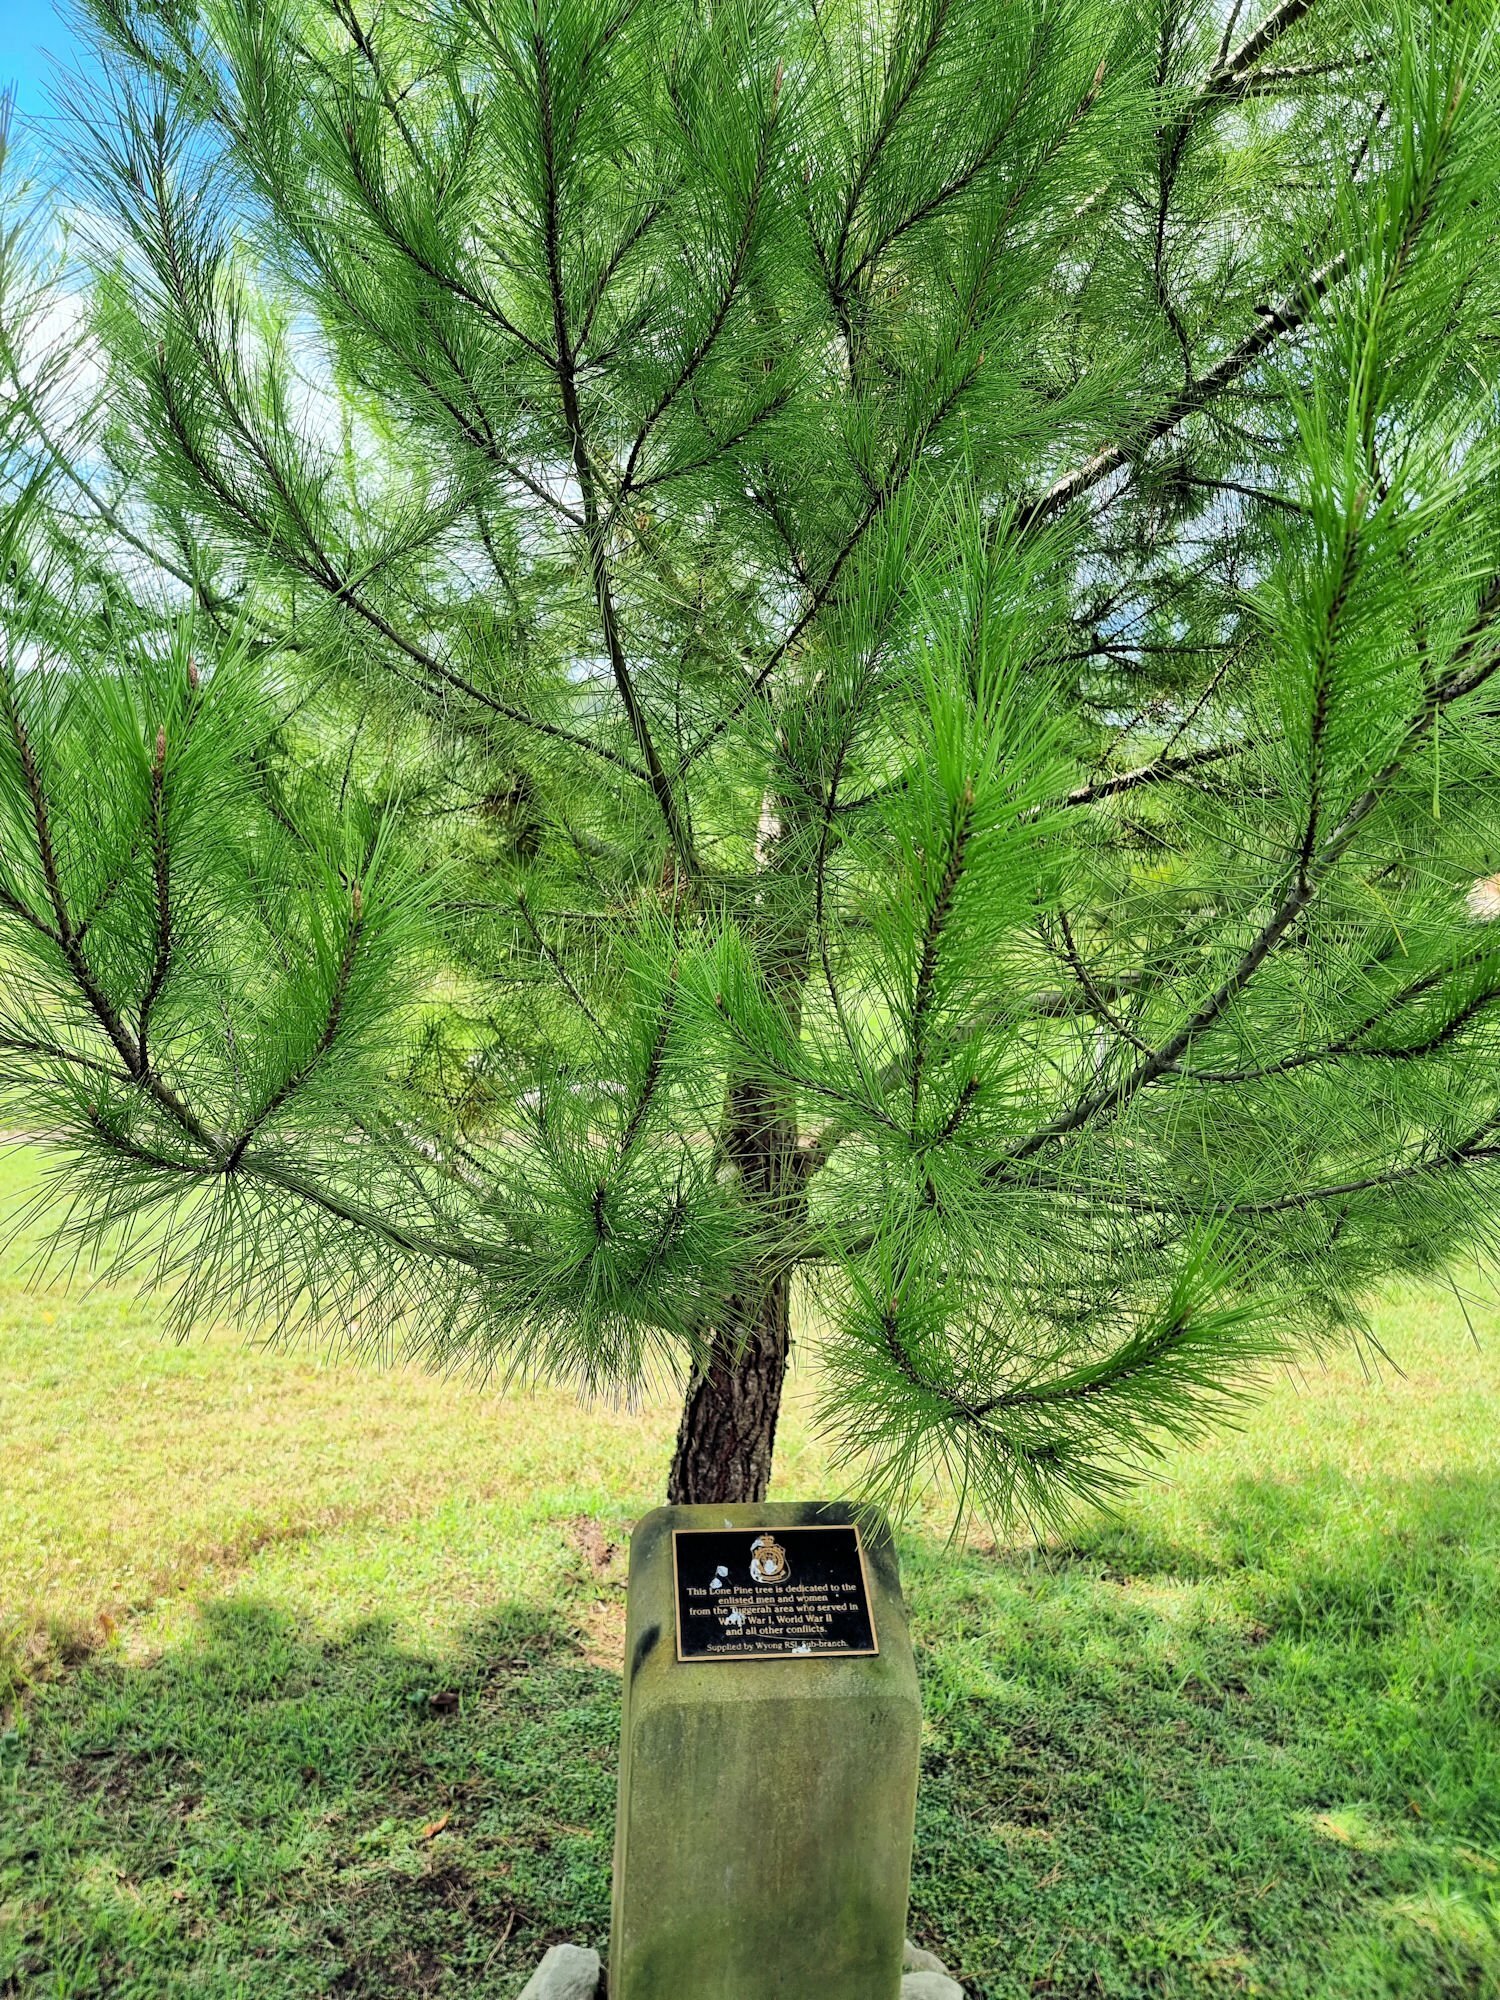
xmin=672 ymin=1522 xmax=877 ymax=1660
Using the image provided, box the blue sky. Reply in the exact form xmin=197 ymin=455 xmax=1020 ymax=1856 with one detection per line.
xmin=4 ymin=2 xmax=101 ymax=126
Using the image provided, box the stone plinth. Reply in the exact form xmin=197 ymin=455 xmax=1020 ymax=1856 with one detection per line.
xmin=609 ymin=1501 xmax=921 ymax=2000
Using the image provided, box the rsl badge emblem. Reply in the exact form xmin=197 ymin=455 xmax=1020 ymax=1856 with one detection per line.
xmin=748 ymin=1533 xmax=790 ymax=1584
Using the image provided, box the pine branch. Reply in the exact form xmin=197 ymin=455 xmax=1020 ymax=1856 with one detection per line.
xmin=0 ymin=351 xmax=230 ymax=615
xmin=1050 ymin=909 xmax=1156 ymax=1058
xmin=999 ymin=571 xmax=1500 ymax=1168
xmin=407 ymin=307 xmax=586 ymax=527
xmin=515 ymin=888 xmax=603 ymax=1031
xmin=0 ymin=877 xmax=60 ymax=945
xmin=1062 ymin=1115 xmax=1500 ymax=1222
xmin=1178 ymin=474 xmax=1309 ymax=515
xmin=835 ymin=21 xmax=1060 ymax=303
xmin=1054 ymin=739 xmax=1253 ymax=811
xmin=676 ymin=352 xmax=986 ymax=775
xmin=222 ymin=883 xmax=365 ymax=1171
xmin=1229 ymin=1123 xmax=1500 ymax=1215
xmin=137 ymin=724 xmax=172 ymax=1072
xmin=1296 ymin=497 xmax=1367 ymax=888
xmin=710 ymin=992 xmax=904 ymax=1138
xmin=827 ymin=0 xmax=954 ymax=296
xmin=1215 ymin=2 xmax=1249 ymax=74
xmin=1181 ymin=980 xmax=1500 ymax=1085
xmin=0 ymin=1033 xmax=130 ymax=1085
xmin=329 ymin=0 xmax=424 ymax=162
xmin=1020 ymin=250 xmax=1350 ymax=531
xmin=575 ymin=199 xmax=668 ymax=354
xmin=1213 ymin=0 xmax=1315 ymax=86
xmin=967 ymin=1309 xmax=1197 ymax=1417
xmin=529 ymin=18 xmax=702 ymax=881
xmin=618 ymin=974 xmax=678 ymax=1164
xmin=1150 ymin=9 xmax=1196 ymax=383
xmin=152 ymin=351 xmax=639 ymax=776
xmin=908 ymin=788 xmax=974 ymax=1125
xmin=1026 ymin=0 xmax=1343 ymax=529
xmin=337 ymin=110 xmax=557 ymax=369
xmin=0 ymin=670 xmax=213 ymax=1147
xmin=1236 ymin=58 xmax=1376 ymax=97
xmin=617 ymin=70 xmax=780 ymax=496
xmin=812 ymin=733 xmax=885 ymax=1103
xmin=95 ymin=1117 xmax=506 ymax=1273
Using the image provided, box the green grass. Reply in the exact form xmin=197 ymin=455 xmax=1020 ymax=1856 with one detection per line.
xmin=2 ymin=1144 xmax=1498 ymax=1998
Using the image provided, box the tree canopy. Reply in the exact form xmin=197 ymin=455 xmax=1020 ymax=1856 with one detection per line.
xmin=1 ymin=0 xmax=1498 ymax=1516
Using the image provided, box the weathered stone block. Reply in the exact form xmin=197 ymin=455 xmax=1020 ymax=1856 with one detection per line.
xmin=610 ymin=1502 xmax=922 ymax=2000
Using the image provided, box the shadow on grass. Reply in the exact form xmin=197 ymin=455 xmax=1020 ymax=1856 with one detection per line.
xmin=906 ymin=1469 xmax=1500 ymax=1999
xmin=2 ymin=1472 xmax=1497 ymax=1999
xmin=1 ymin=1598 xmax=617 ymax=1999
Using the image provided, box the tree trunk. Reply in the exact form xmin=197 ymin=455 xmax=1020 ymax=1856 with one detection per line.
xmin=668 ymin=789 xmax=809 ymax=1505
xmin=667 ymin=1269 xmax=790 ymax=1503
xmin=667 ymin=1063 xmax=801 ymax=1504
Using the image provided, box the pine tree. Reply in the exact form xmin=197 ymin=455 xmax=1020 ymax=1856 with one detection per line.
xmin=1 ymin=0 xmax=1497 ymax=1516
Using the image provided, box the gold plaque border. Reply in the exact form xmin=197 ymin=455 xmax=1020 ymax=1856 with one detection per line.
xmin=670 ymin=1522 xmax=881 ymax=1663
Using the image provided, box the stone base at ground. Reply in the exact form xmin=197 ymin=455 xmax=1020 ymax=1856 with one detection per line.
xmin=903 ymin=1939 xmax=952 ymax=1974
xmin=900 ymin=1938 xmax=965 ymax=1996
xmin=900 ymin=1974 xmax=965 ymax=2000
xmin=518 ymin=1943 xmax=603 ymax=1998
xmin=514 ymin=1935 xmax=966 ymax=1996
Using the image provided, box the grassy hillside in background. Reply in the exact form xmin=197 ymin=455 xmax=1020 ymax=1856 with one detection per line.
xmin=1 ymin=1142 xmax=1497 ymax=1998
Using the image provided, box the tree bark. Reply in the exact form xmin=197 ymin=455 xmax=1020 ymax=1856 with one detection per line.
xmin=667 ymin=1063 xmax=801 ymax=1504
xmin=667 ymin=1269 xmax=791 ymax=1503
xmin=667 ymin=788 xmax=809 ymax=1505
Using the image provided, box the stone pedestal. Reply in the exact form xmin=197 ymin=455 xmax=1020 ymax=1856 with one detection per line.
xmin=610 ymin=1501 xmax=922 ymax=2000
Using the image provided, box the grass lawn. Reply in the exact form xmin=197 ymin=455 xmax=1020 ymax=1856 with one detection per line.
xmin=2 ymin=1143 xmax=1498 ymax=1999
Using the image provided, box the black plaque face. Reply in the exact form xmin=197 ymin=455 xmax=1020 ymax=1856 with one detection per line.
xmin=672 ymin=1524 xmax=878 ymax=1661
